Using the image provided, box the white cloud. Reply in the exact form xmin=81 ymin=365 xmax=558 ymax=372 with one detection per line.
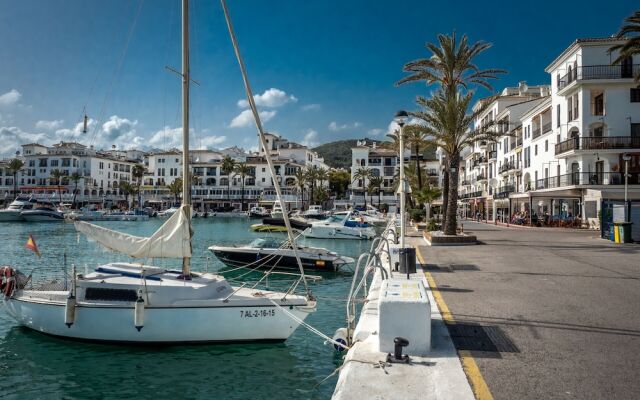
xmin=0 ymin=89 xmax=21 ymax=107
xmin=367 ymin=128 xmax=383 ymax=136
xmin=387 ymin=118 xmax=423 ymax=135
xmin=148 ymin=126 xmax=183 ymax=149
xmin=300 ymin=129 xmax=319 ymax=147
xmin=328 ymin=121 xmax=362 ymax=132
xmin=0 ymin=126 xmax=46 ymax=156
xmin=237 ymin=88 xmax=297 ymax=108
xmin=53 ymin=115 xmax=144 ymax=150
xmin=35 ymin=119 xmax=64 ymax=130
xmin=229 ymin=109 xmax=276 ymax=128
xmin=301 ymin=103 xmax=321 ymax=111
xmin=197 ymin=135 xmax=227 ymax=149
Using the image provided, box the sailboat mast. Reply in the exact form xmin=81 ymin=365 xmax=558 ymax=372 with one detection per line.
xmin=181 ymin=0 xmax=191 ymax=276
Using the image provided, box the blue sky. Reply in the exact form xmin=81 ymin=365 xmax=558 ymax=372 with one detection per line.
xmin=0 ymin=0 xmax=637 ymax=156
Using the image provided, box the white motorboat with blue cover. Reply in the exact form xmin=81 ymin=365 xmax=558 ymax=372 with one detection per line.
xmin=0 ymin=196 xmax=37 ymax=222
xmin=302 ymin=211 xmax=376 ymax=240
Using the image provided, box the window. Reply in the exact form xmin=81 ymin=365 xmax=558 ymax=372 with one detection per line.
xmin=631 ymin=123 xmax=640 ymax=137
xmin=51 ymin=160 xmax=59 ymax=167
xmin=534 ymin=145 xmax=538 ymax=156
xmin=567 ymin=97 xmax=573 ymax=121
xmin=631 ymin=88 xmax=640 ymax=103
xmin=556 ymin=104 xmax=561 ymax=128
xmin=545 ymin=140 xmax=548 ymax=152
xmin=593 ymin=93 xmax=604 ymax=116
xmin=574 ymin=94 xmax=579 ymax=119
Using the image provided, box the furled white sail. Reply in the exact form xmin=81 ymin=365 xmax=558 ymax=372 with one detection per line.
xmin=75 ymin=205 xmax=192 ymax=258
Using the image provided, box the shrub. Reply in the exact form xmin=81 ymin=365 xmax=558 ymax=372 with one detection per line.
xmin=427 ymin=218 xmax=440 ymax=231
xmin=379 ymin=203 xmax=389 ymax=213
xmin=409 ymin=208 xmax=425 ymax=222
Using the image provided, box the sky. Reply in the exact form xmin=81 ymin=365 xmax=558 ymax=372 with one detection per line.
xmin=0 ymin=0 xmax=637 ymax=157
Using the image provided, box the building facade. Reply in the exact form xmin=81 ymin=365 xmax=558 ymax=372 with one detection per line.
xmin=453 ymin=38 xmax=640 ymax=233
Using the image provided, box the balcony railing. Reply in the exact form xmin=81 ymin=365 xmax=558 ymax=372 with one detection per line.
xmin=459 ymin=191 xmax=483 ymax=199
xmin=488 ymin=150 xmax=497 ymax=160
xmin=542 ymin=122 xmax=552 ymax=134
xmin=383 ymin=167 xmax=396 ymax=176
xmin=535 ymin=172 xmax=640 ymax=190
xmin=532 ymin=127 xmax=541 ymax=139
xmin=555 ymin=136 xmax=640 ymax=155
xmin=494 ymin=185 xmax=515 ymax=199
xmin=426 ymin=169 xmax=438 ymax=176
xmin=461 ymin=179 xmax=471 ymax=186
xmin=499 ymin=162 xmax=516 ymax=174
xmin=558 ymin=64 xmax=640 ymax=90
xmin=476 ymin=174 xmax=487 ymax=181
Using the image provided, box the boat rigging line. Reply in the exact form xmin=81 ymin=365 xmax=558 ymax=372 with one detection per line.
xmin=220 ymin=0 xmax=312 ymax=299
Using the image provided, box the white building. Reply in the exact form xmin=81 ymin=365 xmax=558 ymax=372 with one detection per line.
xmin=0 ymin=141 xmax=139 ymax=205
xmin=453 ymin=37 xmax=640 ymax=234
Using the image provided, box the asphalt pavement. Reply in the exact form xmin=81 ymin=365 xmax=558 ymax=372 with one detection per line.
xmin=417 ymin=221 xmax=640 ymax=400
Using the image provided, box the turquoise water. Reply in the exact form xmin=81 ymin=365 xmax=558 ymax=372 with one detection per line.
xmin=0 ymin=218 xmax=372 ymax=400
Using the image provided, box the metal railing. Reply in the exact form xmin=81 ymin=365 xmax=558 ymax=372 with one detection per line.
xmin=499 ymin=162 xmax=516 ymax=174
xmin=532 ymin=127 xmax=541 ymax=139
xmin=494 ymin=185 xmax=515 ymax=199
xmin=535 ymin=172 xmax=640 ymax=190
xmin=542 ymin=122 xmax=552 ymax=133
xmin=555 ymin=136 xmax=640 ymax=155
xmin=559 ymin=64 xmax=640 ymax=90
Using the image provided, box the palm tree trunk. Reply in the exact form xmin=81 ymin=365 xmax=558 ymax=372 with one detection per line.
xmin=441 ymin=167 xmax=449 ymax=226
xmin=378 ymin=189 xmax=381 ymax=208
xmin=13 ymin=173 xmax=17 ymax=200
xmin=241 ymin=178 xmax=245 ymax=211
xmin=415 ymin=144 xmax=423 ymax=190
xmin=444 ymin=153 xmax=460 ymax=235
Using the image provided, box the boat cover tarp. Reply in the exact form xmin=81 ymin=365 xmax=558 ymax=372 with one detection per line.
xmin=75 ymin=205 xmax=192 ymax=258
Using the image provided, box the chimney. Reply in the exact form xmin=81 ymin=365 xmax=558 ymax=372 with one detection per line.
xmin=518 ymin=81 xmax=528 ymax=95
xmin=372 ymin=142 xmax=377 ymax=149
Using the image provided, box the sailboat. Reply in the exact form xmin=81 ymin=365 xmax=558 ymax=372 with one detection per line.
xmin=0 ymin=0 xmax=315 ymax=343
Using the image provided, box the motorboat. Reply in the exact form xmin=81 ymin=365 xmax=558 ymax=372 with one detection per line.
xmin=249 ymin=206 xmax=270 ymax=218
xmin=1 ymin=0 xmax=315 ymax=344
xmin=158 ymin=206 xmax=180 ymax=218
xmin=209 ymin=238 xmax=355 ymax=272
xmin=0 ymin=196 xmax=37 ymax=222
xmin=270 ymin=202 xmax=284 ymax=219
xmin=261 ymin=216 xmax=310 ymax=231
xmin=303 ymin=205 xmax=326 ymax=220
xmin=20 ymin=204 xmax=65 ymax=222
xmin=302 ymin=211 xmax=376 ymax=240
xmin=66 ymin=207 xmax=107 ymax=221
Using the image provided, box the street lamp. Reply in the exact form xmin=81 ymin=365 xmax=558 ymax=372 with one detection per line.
xmin=394 ymin=110 xmax=408 ymax=248
xmin=623 ymin=153 xmax=631 ymax=222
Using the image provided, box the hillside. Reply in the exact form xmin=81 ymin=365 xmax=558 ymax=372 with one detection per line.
xmin=313 ymin=138 xmax=383 ymax=169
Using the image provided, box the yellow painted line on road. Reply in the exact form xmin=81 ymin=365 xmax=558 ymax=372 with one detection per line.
xmin=416 ymin=249 xmax=494 ymax=400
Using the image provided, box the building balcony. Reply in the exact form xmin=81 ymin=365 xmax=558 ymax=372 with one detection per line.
xmin=478 ymin=141 xmax=487 ymax=150
xmin=555 ymin=136 xmax=640 ymax=156
xmin=498 ymin=162 xmax=516 ymax=174
xmin=542 ymin=122 xmax=552 ymax=134
xmin=494 ymin=185 xmax=515 ymax=199
xmin=461 ymin=179 xmax=471 ymax=186
xmin=534 ymin=172 xmax=640 ymax=190
xmin=488 ymin=150 xmax=497 ymax=161
xmin=476 ymin=174 xmax=487 ymax=182
xmin=383 ymin=166 xmax=396 ymax=176
xmin=426 ymin=169 xmax=438 ymax=177
xmin=558 ymin=64 xmax=640 ymax=90
xmin=458 ymin=191 xmax=483 ymax=199
xmin=532 ymin=127 xmax=541 ymax=139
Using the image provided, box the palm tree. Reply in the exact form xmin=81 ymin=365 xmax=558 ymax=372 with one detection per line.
xmin=316 ymin=167 xmax=329 ymax=191
xmin=368 ymin=175 xmax=383 ymax=207
xmin=328 ymin=169 xmax=350 ymax=199
xmin=167 ymin=178 xmax=183 ymax=205
xmin=7 ymin=158 xmax=24 ymax=200
xmin=397 ymin=32 xmax=505 ymax=233
xmin=352 ymin=167 xmax=372 ymax=207
xmin=414 ymin=90 xmax=499 ymax=234
xmin=404 ymin=125 xmax=431 ymax=190
xmin=294 ymin=168 xmax=307 ymax=210
xmin=305 ymin=166 xmax=320 ymax=205
xmin=50 ymin=169 xmax=63 ymax=204
xmin=119 ymin=181 xmax=135 ymax=209
xmin=132 ymin=164 xmax=145 ymax=208
xmin=233 ymin=162 xmax=253 ymax=211
xmin=610 ymin=11 xmax=640 ymax=82
xmin=414 ymin=185 xmax=442 ymax=221
xmin=221 ymin=156 xmax=236 ymax=206
xmin=69 ymin=171 xmax=82 ymax=209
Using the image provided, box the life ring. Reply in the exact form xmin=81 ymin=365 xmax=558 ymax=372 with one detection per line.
xmin=0 ymin=266 xmax=16 ymax=298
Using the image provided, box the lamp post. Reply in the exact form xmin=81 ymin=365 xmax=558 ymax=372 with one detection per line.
xmin=623 ymin=153 xmax=631 ymax=222
xmin=395 ymin=110 xmax=408 ymax=249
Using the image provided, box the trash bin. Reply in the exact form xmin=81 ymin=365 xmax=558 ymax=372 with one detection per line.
xmin=614 ymin=222 xmax=633 ymax=243
xmin=399 ymin=247 xmax=416 ymax=275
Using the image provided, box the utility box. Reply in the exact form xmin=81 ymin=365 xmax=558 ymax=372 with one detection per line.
xmin=389 ymin=244 xmax=415 ymax=273
xmin=378 ymin=279 xmax=431 ymax=355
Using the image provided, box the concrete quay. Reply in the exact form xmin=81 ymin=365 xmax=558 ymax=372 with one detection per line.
xmin=331 ymin=234 xmax=474 ymax=400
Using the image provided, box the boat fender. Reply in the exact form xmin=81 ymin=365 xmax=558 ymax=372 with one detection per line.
xmin=1 ymin=266 xmax=16 ymax=298
xmin=64 ymin=294 xmax=76 ymax=328
xmin=134 ymin=290 xmax=145 ymax=332
xmin=331 ymin=327 xmax=349 ymax=352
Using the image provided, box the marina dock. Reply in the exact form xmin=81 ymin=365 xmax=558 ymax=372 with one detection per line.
xmin=332 ymin=229 xmax=475 ymax=400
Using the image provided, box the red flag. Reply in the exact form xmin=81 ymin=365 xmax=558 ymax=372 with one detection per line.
xmin=25 ymin=234 xmax=41 ymax=258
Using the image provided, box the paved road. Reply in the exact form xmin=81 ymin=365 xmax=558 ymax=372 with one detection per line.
xmin=418 ymin=222 xmax=640 ymax=400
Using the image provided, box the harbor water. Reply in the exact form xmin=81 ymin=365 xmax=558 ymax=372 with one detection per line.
xmin=0 ymin=218 xmax=372 ymax=399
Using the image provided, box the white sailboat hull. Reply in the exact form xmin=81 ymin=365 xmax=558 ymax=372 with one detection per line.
xmin=4 ymin=295 xmax=313 ymax=343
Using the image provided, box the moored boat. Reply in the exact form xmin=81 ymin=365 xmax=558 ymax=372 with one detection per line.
xmin=0 ymin=196 xmax=37 ymax=222
xmin=302 ymin=211 xmax=376 ymax=240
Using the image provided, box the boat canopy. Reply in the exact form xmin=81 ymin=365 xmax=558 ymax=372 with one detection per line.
xmin=75 ymin=205 xmax=192 ymax=259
